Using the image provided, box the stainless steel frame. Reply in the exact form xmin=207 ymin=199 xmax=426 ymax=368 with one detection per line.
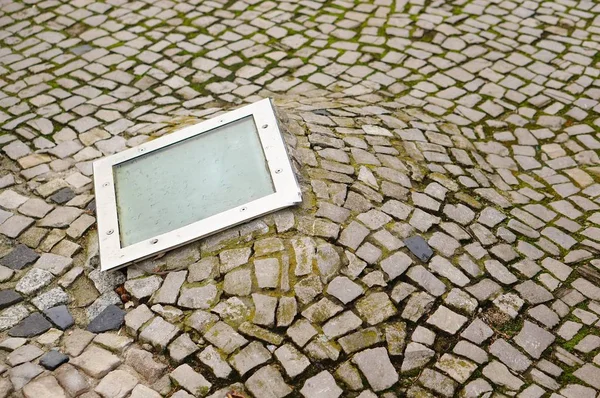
xmin=93 ymin=98 xmax=301 ymax=271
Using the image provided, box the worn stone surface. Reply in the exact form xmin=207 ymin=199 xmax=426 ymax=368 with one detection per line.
xmin=22 ymin=376 xmax=66 ymax=398
xmin=124 ymin=276 xmax=162 ymax=300
xmin=9 ymin=362 xmax=43 ymax=390
xmin=40 ymin=350 xmax=69 ymax=370
xmin=125 ymin=348 xmax=167 ymax=384
xmin=139 ymin=317 xmax=180 ymax=350
xmin=300 ymin=370 xmax=342 ymax=398
xmin=34 ymin=253 xmax=72 ymax=276
xmin=418 ymin=368 xmax=457 ymax=397
xmin=86 ymin=304 xmax=125 ymax=333
xmin=489 ymin=339 xmax=532 ymax=372
xmin=93 ymin=333 xmax=133 ymax=354
xmin=94 ymin=369 xmax=138 ymax=398
xmin=0 ymin=244 xmax=39 ymax=270
xmin=404 ymin=236 xmax=434 ymax=262
xmin=170 ymin=364 xmax=211 ymax=397
xmin=178 ymin=284 xmax=219 ymax=310
xmin=54 ymin=363 xmax=90 ymax=397
xmin=70 ymin=346 xmax=121 ymax=379
xmin=197 ymin=345 xmax=232 ymax=379
xmin=426 ymin=306 xmax=468 ymax=334
xmin=9 ymin=313 xmax=52 ymax=337
xmin=63 ymin=329 xmax=95 ymax=357
xmin=153 ymin=271 xmax=186 ymax=304
xmin=245 ymin=365 xmax=291 ymax=398
xmin=15 ymin=268 xmax=53 ymax=295
xmin=31 ymin=288 xmax=69 ymax=311
xmin=436 ymin=354 xmax=477 ymax=383
xmin=130 ymin=385 xmax=161 ymax=398
xmin=204 ymin=321 xmax=247 ymax=354
xmin=168 ymin=333 xmax=198 ymax=363
xmin=574 ymin=364 xmax=600 ymax=389
xmin=44 ymin=305 xmax=74 ymax=330
xmin=483 ymin=360 xmax=525 ymax=390
xmin=124 ymin=304 xmax=153 ymax=335
xmin=514 ymin=321 xmax=555 ymax=359
xmin=230 ymin=341 xmax=271 ymax=376
xmin=7 ymin=345 xmax=44 ymax=367
xmin=274 ymin=344 xmax=310 ymax=379
xmin=353 ymin=347 xmax=398 ymax=392
xmin=0 ymin=2 xmax=599 ymax=396
xmin=0 ymin=290 xmax=22 ymax=310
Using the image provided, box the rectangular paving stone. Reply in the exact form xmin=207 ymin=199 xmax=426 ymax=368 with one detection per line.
xmin=489 ymin=338 xmax=532 ymax=372
xmin=426 ymin=305 xmax=467 ymax=334
xmin=204 ymin=321 xmax=247 ymax=354
xmin=230 ymin=341 xmax=271 ymax=376
xmin=0 ymin=244 xmax=39 ymax=270
xmin=170 ymin=364 xmax=211 ymax=397
xmin=139 ymin=317 xmax=180 ymax=350
xmin=70 ymin=346 xmax=121 ymax=378
xmin=514 ymin=320 xmax=555 ymax=359
xmin=574 ymin=364 xmax=600 ymax=389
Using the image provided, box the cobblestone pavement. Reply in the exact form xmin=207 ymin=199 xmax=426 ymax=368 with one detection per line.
xmin=1 ymin=0 xmax=600 ymax=397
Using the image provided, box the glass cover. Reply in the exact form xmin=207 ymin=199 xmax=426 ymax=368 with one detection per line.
xmin=113 ymin=116 xmax=275 ymax=247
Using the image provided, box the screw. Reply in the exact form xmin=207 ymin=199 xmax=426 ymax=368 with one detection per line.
xmin=240 ymin=207 xmax=247 ymax=212
xmin=103 ymin=182 xmax=109 ymax=187
xmin=275 ymin=168 xmax=282 ymax=174
xmin=139 ymin=148 xmax=145 ymax=152
xmin=150 ymin=238 xmax=158 ymax=244
xmin=107 ymin=229 xmax=114 ymax=235
xmin=262 ymin=124 xmax=268 ymax=128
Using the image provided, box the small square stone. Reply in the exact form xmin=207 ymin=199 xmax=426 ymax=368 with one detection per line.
xmin=514 ymin=320 xmax=555 ymax=358
xmin=0 ymin=190 xmax=28 ymax=210
xmin=40 ymin=350 xmax=69 ymax=370
xmin=0 ymin=244 xmax=39 ymax=270
xmin=168 ymin=333 xmax=199 ymax=363
xmin=254 ymin=258 xmax=280 ymax=289
xmin=404 ymin=236 xmax=434 ymax=262
xmin=0 ymin=215 xmax=34 ymax=238
xmin=139 ymin=317 xmax=180 ymax=350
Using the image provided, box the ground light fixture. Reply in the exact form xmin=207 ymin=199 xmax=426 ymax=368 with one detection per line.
xmin=93 ymin=98 xmax=302 ymax=271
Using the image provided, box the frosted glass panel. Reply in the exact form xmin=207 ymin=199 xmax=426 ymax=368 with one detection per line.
xmin=113 ymin=116 xmax=275 ymax=247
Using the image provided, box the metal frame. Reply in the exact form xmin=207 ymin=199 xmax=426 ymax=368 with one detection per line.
xmin=93 ymin=98 xmax=301 ymax=271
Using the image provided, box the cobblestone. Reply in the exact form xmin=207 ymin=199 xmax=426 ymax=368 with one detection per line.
xmin=353 ymin=347 xmax=398 ymax=392
xmin=70 ymin=346 xmax=121 ymax=379
xmin=170 ymin=364 xmax=211 ymax=397
xmin=0 ymin=0 xmax=599 ymax=396
xmin=300 ymin=370 xmax=342 ymax=398
xmin=139 ymin=317 xmax=179 ymax=350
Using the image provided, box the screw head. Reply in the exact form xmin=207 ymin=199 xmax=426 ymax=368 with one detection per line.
xmin=240 ymin=207 xmax=247 ymax=212
xmin=102 ymin=182 xmax=109 ymax=187
xmin=275 ymin=168 xmax=282 ymax=174
xmin=262 ymin=124 xmax=268 ymax=129
xmin=107 ymin=229 xmax=114 ymax=235
xmin=150 ymin=238 xmax=158 ymax=244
